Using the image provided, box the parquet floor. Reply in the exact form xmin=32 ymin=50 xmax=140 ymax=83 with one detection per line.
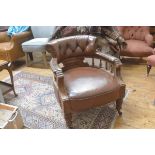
xmin=115 ymin=58 xmax=155 ymax=128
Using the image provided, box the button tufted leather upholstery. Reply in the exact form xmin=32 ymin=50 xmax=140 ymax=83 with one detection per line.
xmin=46 ymin=35 xmax=126 ymax=128
xmin=117 ymin=26 xmax=154 ymax=57
xmin=47 ymin=35 xmax=97 ymax=63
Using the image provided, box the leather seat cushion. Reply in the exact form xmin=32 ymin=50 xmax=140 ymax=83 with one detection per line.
xmin=147 ymin=55 xmax=155 ymax=66
xmin=121 ymin=40 xmax=154 ymax=57
xmin=64 ymin=67 xmax=119 ymax=99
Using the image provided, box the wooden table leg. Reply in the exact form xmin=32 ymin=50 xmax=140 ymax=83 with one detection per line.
xmin=6 ymin=63 xmax=17 ymax=97
xmin=25 ymin=53 xmax=29 ymax=66
xmin=64 ymin=113 xmax=73 ymax=129
xmin=42 ymin=51 xmax=48 ymax=68
xmin=28 ymin=52 xmax=33 ymax=61
xmin=0 ymin=88 xmax=5 ymax=103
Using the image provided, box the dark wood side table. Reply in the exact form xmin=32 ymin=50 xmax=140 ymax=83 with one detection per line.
xmin=0 ymin=61 xmax=17 ymax=97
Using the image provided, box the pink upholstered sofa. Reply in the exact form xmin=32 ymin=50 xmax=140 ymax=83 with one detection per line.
xmin=117 ymin=26 xmax=154 ymax=57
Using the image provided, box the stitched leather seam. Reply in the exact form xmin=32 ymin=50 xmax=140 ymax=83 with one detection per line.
xmin=69 ymin=86 xmax=120 ymax=100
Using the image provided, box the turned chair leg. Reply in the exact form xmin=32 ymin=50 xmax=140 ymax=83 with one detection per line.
xmin=116 ymin=98 xmax=123 ymax=116
xmin=28 ymin=52 xmax=33 ymax=61
xmin=7 ymin=63 xmax=17 ymax=97
xmin=42 ymin=51 xmax=48 ymax=68
xmin=64 ymin=113 xmax=73 ymax=129
xmin=147 ymin=65 xmax=152 ymax=76
xmin=25 ymin=53 xmax=29 ymax=66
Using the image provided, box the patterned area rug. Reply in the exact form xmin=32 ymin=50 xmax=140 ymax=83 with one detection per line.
xmin=4 ymin=71 xmax=118 ymax=129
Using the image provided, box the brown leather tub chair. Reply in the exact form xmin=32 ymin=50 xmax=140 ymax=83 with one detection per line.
xmin=117 ymin=26 xmax=154 ymax=57
xmin=46 ymin=35 xmax=126 ymax=128
xmin=0 ymin=29 xmax=33 ymax=62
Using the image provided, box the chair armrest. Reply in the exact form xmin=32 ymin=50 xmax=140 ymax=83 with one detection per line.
xmin=95 ymin=51 xmax=123 ymax=80
xmin=145 ymin=34 xmax=153 ymax=46
xmin=0 ymin=31 xmax=10 ymax=42
xmin=96 ymin=51 xmax=122 ymax=66
xmin=11 ymin=31 xmax=33 ymax=44
xmin=50 ymin=58 xmax=69 ymax=100
xmin=50 ymin=58 xmax=64 ymax=80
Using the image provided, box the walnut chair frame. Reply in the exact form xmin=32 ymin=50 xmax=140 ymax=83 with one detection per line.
xmin=46 ymin=35 xmax=126 ymax=128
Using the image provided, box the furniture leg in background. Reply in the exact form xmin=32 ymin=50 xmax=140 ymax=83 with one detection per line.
xmin=0 ymin=88 xmax=5 ymax=103
xmin=147 ymin=54 xmax=155 ymax=76
xmin=22 ymin=38 xmax=49 ymax=68
xmin=0 ymin=61 xmax=17 ymax=99
xmin=42 ymin=51 xmax=48 ymax=68
xmin=28 ymin=52 xmax=33 ymax=61
xmin=22 ymin=26 xmax=56 ymax=68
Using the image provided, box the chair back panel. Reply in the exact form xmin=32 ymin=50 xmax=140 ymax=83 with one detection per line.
xmin=31 ymin=26 xmax=56 ymax=38
xmin=47 ymin=35 xmax=97 ymax=64
xmin=117 ymin=26 xmax=150 ymax=41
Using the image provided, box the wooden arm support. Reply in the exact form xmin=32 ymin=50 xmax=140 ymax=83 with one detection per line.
xmin=96 ymin=51 xmax=125 ymax=98
xmin=96 ymin=51 xmax=122 ymax=66
xmin=50 ymin=58 xmax=63 ymax=79
xmin=95 ymin=51 xmax=123 ymax=80
xmin=50 ymin=58 xmax=69 ymax=101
